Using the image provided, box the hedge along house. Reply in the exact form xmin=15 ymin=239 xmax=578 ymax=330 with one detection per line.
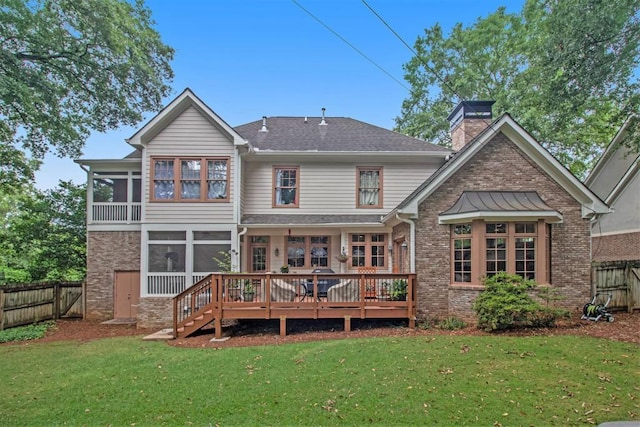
xmin=77 ymin=90 xmax=609 ymax=329
xmin=384 ymin=101 xmax=609 ymax=320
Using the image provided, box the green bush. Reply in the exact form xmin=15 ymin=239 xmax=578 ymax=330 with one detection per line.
xmin=0 ymin=321 xmax=55 ymax=343
xmin=437 ymin=317 xmax=466 ymax=330
xmin=0 ymin=267 xmax=32 ymax=285
xmin=473 ymin=272 xmax=565 ymax=331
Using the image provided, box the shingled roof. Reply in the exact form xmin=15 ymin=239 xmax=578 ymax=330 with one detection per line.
xmin=234 ymin=117 xmax=449 ymax=153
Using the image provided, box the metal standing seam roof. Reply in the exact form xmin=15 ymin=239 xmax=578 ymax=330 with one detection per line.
xmin=233 ymin=117 xmax=450 ymax=153
xmin=440 ymin=191 xmax=556 ymax=216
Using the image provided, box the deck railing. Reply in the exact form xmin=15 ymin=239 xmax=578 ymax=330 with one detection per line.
xmin=90 ymin=202 xmax=141 ymax=223
xmin=173 ymin=272 xmax=417 ymax=339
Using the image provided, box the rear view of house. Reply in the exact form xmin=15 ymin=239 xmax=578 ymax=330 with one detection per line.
xmin=77 ymin=90 xmax=608 ymax=330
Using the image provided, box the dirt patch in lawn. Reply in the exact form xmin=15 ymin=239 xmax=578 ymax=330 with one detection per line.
xmin=8 ymin=310 xmax=639 ymax=348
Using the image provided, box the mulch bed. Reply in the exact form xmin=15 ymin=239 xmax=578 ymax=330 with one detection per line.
xmin=7 ymin=310 xmax=638 ymax=349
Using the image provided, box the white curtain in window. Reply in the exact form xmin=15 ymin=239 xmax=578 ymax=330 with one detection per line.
xmin=206 ymin=160 xmax=228 ymax=199
xmin=154 ymin=181 xmax=174 ymax=199
xmin=359 ymin=170 xmax=379 ymax=205
xmin=181 ymin=181 xmax=200 ymax=199
xmin=275 ymin=170 xmax=296 ymax=205
xmin=208 ymin=181 xmax=227 ymax=198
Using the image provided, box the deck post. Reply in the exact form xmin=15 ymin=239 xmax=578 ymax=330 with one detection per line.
xmin=279 ymin=315 xmax=287 ymax=337
xmin=344 ymin=315 xmax=351 ymax=332
xmin=214 ymin=317 xmax=222 ymax=339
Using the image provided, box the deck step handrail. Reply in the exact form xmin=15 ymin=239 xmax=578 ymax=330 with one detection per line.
xmin=173 ymin=274 xmax=218 ymax=337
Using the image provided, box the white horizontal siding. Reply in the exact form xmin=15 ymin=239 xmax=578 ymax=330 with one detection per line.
xmin=143 ymin=106 xmax=236 ymax=223
xmin=243 ymin=160 xmax=439 ymax=215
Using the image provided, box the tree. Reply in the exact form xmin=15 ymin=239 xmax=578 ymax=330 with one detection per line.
xmin=0 ymin=181 xmax=86 ymax=281
xmin=0 ymin=0 xmax=174 ymax=188
xmin=397 ymin=0 xmax=640 ymax=176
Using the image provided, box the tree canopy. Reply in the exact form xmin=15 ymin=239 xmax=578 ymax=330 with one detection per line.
xmin=396 ymin=0 xmax=640 ymax=176
xmin=0 ymin=0 xmax=174 ymax=188
xmin=0 ymin=181 xmax=86 ymax=282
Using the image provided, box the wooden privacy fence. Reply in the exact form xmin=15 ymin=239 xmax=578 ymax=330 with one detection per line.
xmin=0 ymin=282 xmax=83 ymax=330
xmin=591 ymin=260 xmax=640 ymax=312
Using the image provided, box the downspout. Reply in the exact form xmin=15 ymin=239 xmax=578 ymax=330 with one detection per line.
xmin=236 ymin=227 xmax=248 ymax=272
xmin=396 ymin=213 xmax=416 ymax=273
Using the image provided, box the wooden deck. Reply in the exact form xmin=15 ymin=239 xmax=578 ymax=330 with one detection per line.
xmin=173 ymin=273 xmax=417 ymax=338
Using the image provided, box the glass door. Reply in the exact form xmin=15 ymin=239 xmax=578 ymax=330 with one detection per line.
xmin=249 ymin=236 xmax=269 ymax=273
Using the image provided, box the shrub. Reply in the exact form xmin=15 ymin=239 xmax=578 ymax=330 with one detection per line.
xmin=0 ymin=321 xmax=55 ymax=343
xmin=437 ymin=317 xmax=466 ymax=330
xmin=0 ymin=267 xmax=32 ymax=285
xmin=473 ymin=272 xmax=565 ymax=331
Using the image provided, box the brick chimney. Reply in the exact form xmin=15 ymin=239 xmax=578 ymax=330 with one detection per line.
xmin=447 ymin=100 xmax=495 ymax=151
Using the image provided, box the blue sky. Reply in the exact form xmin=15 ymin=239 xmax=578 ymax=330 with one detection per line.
xmin=35 ymin=0 xmax=524 ymax=189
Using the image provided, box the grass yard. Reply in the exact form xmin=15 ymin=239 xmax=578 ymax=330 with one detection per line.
xmin=0 ymin=335 xmax=638 ymax=426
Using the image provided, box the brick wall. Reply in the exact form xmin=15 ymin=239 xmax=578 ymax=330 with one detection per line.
xmin=407 ymin=133 xmax=591 ymax=321
xmin=451 ymin=119 xmax=490 ymax=151
xmin=592 ymin=232 xmax=640 ymax=262
xmin=86 ymin=231 xmax=140 ymax=320
xmin=137 ymin=297 xmax=173 ymax=329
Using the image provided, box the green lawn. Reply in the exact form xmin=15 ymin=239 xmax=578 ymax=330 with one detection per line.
xmin=0 ymin=334 xmax=637 ymax=426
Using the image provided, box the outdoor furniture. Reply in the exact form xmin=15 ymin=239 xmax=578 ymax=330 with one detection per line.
xmin=304 ymin=268 xmax=339 ymax=300
xmin=270 ymin=278 xmax=296 ymax=302
xmin=327 ymin=279 xmax=358 ymax=302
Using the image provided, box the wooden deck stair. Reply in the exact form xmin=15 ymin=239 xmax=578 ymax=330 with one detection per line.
xmin=175 ymin=306 xmax=214 ymax=338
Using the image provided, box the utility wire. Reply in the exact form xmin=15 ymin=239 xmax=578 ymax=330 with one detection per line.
xmin=361 ymin=0 xmax=498 ymax=138
xmin=291 ymin=0 xmax=410 ymax=91
xmin=361 ymin=0 xmax=458 ymax=100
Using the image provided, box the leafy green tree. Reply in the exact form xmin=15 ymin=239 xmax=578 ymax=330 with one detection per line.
xmin=0 ymin=0 xmax=174 ymax=188
xmin=0 ymin=181 xmax=86 ymax=282
xmin=397 ymin=0 xmax=640 ymax=176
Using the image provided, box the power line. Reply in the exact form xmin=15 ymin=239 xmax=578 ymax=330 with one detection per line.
xmin=360 ymin=0 xmax=497 ymax=140
xmin=361 ymin=0 xmax=462 ymax=103
xmin=291 ymin=0 xmax=410 ymax=91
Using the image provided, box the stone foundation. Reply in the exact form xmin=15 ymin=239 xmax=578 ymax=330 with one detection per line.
xmin=137 ymin=297 xmax=174 ymax=329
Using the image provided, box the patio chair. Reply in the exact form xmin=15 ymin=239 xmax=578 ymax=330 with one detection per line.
xmin=270 ymin=278 xmax=296 ymax=302
xmin=327 ymin=279 xmax=358 ymax=302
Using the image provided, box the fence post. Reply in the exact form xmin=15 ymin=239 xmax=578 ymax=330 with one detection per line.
xmin=53 ymin=282 xmax=61 ymax=320
xmin=0 ymin=288 xmax=5 ymax=331
xmin=624 ymin=262 xmax=632 ymax=314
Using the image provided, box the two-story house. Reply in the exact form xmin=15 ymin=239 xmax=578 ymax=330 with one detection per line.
xmin=77 ymin=89 xmax=608 ymax=329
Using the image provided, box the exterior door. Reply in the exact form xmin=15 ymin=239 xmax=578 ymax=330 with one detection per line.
xmin=114 ymin=271 xmax=140 ymax=319
xmin=249 ymin=236 xmax=269 ymax=273
xmin=393 ymin=240 xmax=406 ymax=273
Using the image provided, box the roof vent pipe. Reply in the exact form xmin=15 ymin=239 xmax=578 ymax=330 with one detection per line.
xmin=259 ymin=116 xmax=268 ymax=132
xmin=319 ymin=107 xmax=327 ymax=126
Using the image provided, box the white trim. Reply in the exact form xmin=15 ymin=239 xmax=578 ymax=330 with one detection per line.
xmin=605 ymin=158 xmax=640 ymax=205
xmin=585 ymin=114 xmax=637 ymax=186
xmin=591 ymin=228 xmax=640 ymax=238
xmin=140 ymin=223 xmax=237 ymax=297
xmin=126 ymin=88 xmax=247 ymax=148
xmin=438 ymin=210 xmax=563 ymax=224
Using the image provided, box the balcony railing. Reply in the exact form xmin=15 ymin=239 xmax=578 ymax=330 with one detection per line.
xmin=91 ymin=202 xmax=141 ymax=223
